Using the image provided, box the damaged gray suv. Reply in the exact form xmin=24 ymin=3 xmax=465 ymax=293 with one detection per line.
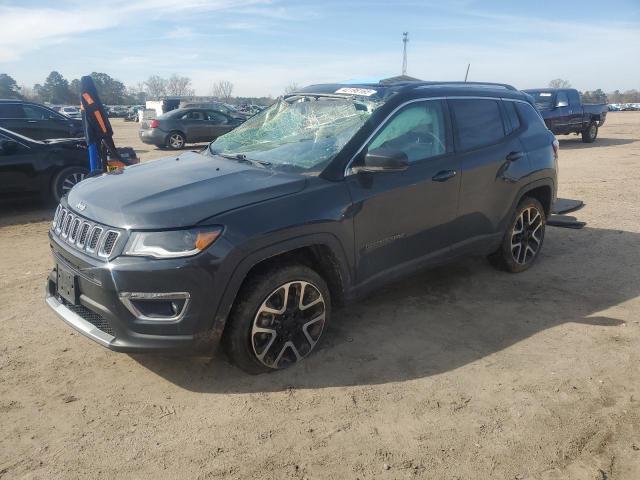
xmin=46 ymin=81 xmax=557 ymax=373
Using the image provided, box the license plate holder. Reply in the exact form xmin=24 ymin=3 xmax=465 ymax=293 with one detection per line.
xmin=57 ymin=264 xmax=78 ymax=305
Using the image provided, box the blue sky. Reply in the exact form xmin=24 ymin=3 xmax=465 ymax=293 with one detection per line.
xmin=1 ymin=0 xmax=639 ymax=97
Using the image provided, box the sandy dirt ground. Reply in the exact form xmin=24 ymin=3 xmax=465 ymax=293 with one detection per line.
xmin=1 ymin=114 xmax=639 ymax=480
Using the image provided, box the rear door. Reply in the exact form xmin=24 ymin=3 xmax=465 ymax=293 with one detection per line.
xmin=346 ymin=99 xmax=460 ymax=282
xmin=178 ymin=110 xmax=208 ymax=142
xmin=205 ymin=110 xmax=235 ymax=140
xmin=449 ymin=98 xmax=527 ymax=251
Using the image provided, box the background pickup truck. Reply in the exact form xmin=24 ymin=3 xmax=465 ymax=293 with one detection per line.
xmin=523 ymin=88 xmax=607 ymax=143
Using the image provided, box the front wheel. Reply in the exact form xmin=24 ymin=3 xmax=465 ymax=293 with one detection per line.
xmin=489 ymin=197 xmax=546 ymax=273
xmin=581 ymin=122 xmax=598 ymax=143
xmin=224 ymin=264 xmax=331 ymax=374
xmin=52 ymin=166 xmax=89 ymax=202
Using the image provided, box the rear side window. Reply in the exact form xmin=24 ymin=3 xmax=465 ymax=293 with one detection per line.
xmin=503 ymin=101 xmax=521 ymax=134
xmin=450 ymin=99 xmax=505 ymax=151
xmin=515 ymin=102 xmax=549 ymax=133
xmin=557 ymin=91 xmax=568 ymax=106
xmin=0 ymin=103 xmax=25 ymax=118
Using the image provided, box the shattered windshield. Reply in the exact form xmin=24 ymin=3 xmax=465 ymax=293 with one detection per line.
xmin=208 ymin=96 xmax=380 ymax=172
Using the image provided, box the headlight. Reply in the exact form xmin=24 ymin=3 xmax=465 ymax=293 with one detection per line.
xmin=124 ymin=227 xmax=222 ymax=259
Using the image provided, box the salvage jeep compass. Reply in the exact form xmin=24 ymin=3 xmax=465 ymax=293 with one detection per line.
xmin=46 ymin=81 xmax=558 ymax=373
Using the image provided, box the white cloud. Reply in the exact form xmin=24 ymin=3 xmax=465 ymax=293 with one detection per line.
xmin=0 ymin=0 xmax=269 ymax=62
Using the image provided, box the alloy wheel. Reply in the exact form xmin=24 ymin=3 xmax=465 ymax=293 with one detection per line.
xmin=511 ymin=206 xmax=544 ymax=265
xmin=61 ymin=172 xmax=86 ymax=196
xmin=169 ymin=133 xmax=184 ymax=149
xmin=589 ymin=124 xmax=597 ymax=140
xmin=251 ymin=280 xmax=326 ymax=369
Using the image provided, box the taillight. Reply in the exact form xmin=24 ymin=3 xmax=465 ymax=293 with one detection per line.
xmin=149 ymin=119 xmax=159 ymax=128
xmin=552 ymin=138 xmax=559 ymax=161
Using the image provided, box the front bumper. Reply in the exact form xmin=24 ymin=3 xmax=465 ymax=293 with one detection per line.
xmin=46 ymin=232 xmax=231 ymax=353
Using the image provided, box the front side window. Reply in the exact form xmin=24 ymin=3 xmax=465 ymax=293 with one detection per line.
xmin=206 ymin=111 xmax=228 ymax=123
xmin=210 ymin=96 xmax=381 ymax=172
xmin=450 ymin=99 xmax=505 ymax=151
xmin=368 ymin=101 xmax=447 ymax=162
xmin=556 ymin=92 xmax=569 ymax=106
xmin=23 ymin=105 xmax=57 ymax=120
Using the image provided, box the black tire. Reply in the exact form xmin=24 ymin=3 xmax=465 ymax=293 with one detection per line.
xmin=223 ymin=264 xmax=331 ymax=374
xmin=165 ymin=131 xmax=186 ymax=150
xmin=581 ymin=122 xmax=598 ymax=143
xmin=51 ymin=166 xmax=89 ymax=202
xmin=488 ymin=197 xmax=546 ymax=273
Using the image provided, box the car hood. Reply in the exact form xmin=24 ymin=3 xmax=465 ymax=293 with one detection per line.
xmin=67 ymin=151 xmax=307 ymax=229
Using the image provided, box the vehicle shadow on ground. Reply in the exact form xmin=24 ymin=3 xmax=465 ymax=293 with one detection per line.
xmin=133 ymin=225 xmax=636 ymax=392
xmin=558 ymin=137 xmax=635 ymax=149
xmin=0 ymin=197 xmax=54 ymax=227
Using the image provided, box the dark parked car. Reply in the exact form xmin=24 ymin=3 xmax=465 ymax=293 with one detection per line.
xmin=0 ymin=127 xmax=89 ymax=201
xmin=523 ymin=88 xmax=607 ymax=143
xmin=0 ymin=100 xmax=84 ymax=140
xmin=46 ymin=81 xmax=558 ymax=373
xmin=139 ymin=107 xmax=244 ymax=149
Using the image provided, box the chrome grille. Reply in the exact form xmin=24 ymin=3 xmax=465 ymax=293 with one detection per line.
xmin=100 ymin=231 xmax=120 ymax=257
xmin=77 ymin=222 xmax=91 ymax=247
xmin=50 ymin=205 xmax=121 ymax=260
xmin=87 ymin=227 xmax=103 ymax=252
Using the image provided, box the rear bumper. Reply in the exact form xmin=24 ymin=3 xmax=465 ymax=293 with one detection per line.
xmin=138 ymin=128 xmax=166 ymax=146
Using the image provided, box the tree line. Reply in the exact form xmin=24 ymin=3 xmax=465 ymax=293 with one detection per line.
xmin=1 ymin=72 xmax=638 ymax=106
xmin=0 ymin=72 xmax=275 ymax=106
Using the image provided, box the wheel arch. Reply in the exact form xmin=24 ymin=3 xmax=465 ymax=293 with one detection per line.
xmin=210 ymin=234 xmax=351 ymax=341
xmin=166 ymin=129 xmax=187 ymax=144
xmin=514 ymin=178 xmax=555 ymax=217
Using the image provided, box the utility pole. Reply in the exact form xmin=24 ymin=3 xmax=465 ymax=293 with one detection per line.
xmin=402 ymin=32 xmax=409 ymax=75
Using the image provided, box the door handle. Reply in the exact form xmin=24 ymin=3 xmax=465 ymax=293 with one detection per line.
xmin=432 ymin=170 xmax=457 ymax=182
xmin=506 ymin=151 xmax=524 ymax=162
xmin=27 ymin=120 xmax=37 ymax=123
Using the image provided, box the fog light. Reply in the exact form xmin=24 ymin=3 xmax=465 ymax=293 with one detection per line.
xmin=119 ymin=292 xmax=190 ymax=322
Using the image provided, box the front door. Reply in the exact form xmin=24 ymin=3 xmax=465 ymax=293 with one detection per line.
xmin=346 ymin=99 xmax=460 ymax=283
xmin=205 ymin=110 xmax=235 ymax=140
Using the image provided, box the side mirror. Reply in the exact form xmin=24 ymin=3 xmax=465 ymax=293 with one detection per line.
xmin=357 ymin=148 xmax=409 ymax=173
xmin=0 ymin=139 xmax=18 ymax=155
xmin=555 ymin=99 xmax=569 ymax=108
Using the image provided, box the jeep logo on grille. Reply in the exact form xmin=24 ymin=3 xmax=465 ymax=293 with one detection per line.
xmin=76 ymin=201 xmax=87 ymax=211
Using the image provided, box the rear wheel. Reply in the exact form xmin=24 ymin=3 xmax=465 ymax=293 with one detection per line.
xmin=52 ymin=166 xmax=89 ymax=202
xmin=489 ymin=197 xmax=546 ymax=273
xmin=166 ymin=131 xmax=186 ymax=150
xmin=224 ymin=264 xmax=331 ymax=374
xmin=581 ymin=122 xmax=598 ymax=143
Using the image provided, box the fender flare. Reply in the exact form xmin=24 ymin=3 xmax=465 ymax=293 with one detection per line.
xmin=209 ymin=232 xmax=352 ymax=340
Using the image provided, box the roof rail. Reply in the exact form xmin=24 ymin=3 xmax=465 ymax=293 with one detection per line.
xmin=412 ymin=81 xmax=518 ymax=91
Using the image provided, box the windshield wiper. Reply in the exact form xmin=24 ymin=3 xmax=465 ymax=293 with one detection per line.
xmin=212 ymin=151 xmax=271 ymax=168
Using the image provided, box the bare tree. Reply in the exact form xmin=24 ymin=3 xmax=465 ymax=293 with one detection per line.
xmin=211 ymin=80 xmax=234 ymax=103
xmin=144 ymin=75 xmax=167 ymax=99
xmin=284 ymin=82 xmax=300 ymax=95
xmin=166 ymin=74 xmax=195 ymax=96
xmin=548 ymin=78 xmax=572 ymax=89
